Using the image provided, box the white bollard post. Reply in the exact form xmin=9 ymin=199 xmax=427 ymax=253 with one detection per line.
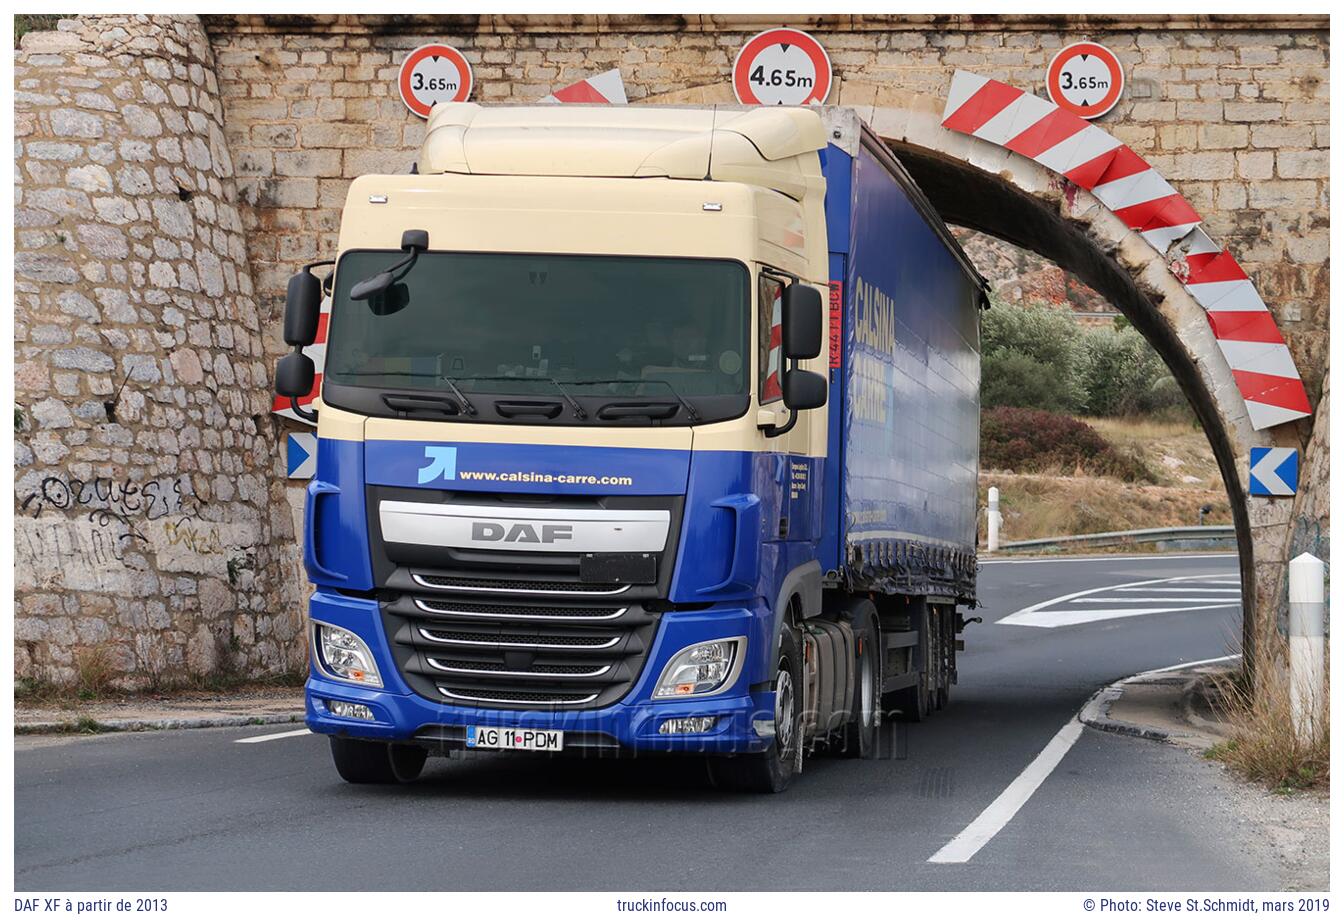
xmin=1288 ymin=552 xmax=1326 ymax=743
xmin=987 ymin=486 xmax=1001 ymax=553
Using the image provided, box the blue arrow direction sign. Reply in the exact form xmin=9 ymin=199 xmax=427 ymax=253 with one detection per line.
xmin=287 ymin=432 xmax=317 ymax=479
xmin=1249 ymin=446 xmax=1298 ymax=497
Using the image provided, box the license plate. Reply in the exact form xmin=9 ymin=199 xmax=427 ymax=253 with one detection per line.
xmin=465 ymin=726 xmax=564 ymax=751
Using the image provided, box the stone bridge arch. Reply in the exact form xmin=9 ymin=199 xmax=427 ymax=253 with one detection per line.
xmin=648 ymin=79 xmax=1322 ymax=657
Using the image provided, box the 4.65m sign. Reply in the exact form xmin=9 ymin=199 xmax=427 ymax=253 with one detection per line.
xmin=733 ymin=28 xmax=832 ymax=106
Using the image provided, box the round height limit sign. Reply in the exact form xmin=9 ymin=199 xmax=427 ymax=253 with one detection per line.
xmin=1046 ymin=41 xmax=1125 ymax=119
xmin=733 ymin=28 xmax=832 ymax=106
xmin=398 ymin=43 xmax=473 ymax=118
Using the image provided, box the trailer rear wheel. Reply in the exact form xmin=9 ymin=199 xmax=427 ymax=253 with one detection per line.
xmin=708 ymin=626 xmax=801 ymax=793
xmin=841 ymin=600 xmax=881 ymax=759
xmin=329 ymin=736 xmax=427 ymax=784
xmin=889 ymin=608 xmax=934 ymax=722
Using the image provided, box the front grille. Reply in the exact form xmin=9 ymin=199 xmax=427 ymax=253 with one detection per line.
xmin=412 ymin=573 xmax=631 ymax=595
xmin=417 ymin=627 xmax=620 ymax=649
xmin=428 ymin=659 xmax=611 ymax=677
xmin=439 ymin=687 xmax=599 ymax=706
xmin=370 ymin=491 xmax=679 ymax=712
xmin=414 ymin=598 xmax=626 ymax=620
xmin=382 ymin=582 xmax=660 ymax=711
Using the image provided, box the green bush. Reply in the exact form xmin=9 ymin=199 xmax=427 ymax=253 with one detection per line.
xmin=981 ymin=299 xmax=1187 ymax=419
xmin=980 ymin=299 xmax=1088 ymax=413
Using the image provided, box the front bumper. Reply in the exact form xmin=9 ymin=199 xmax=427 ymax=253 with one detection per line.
xmin=305 ymin=590 xmax=776 ymax=754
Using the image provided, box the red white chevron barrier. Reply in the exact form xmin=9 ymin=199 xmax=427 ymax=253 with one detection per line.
xmin=542 ymin=68 xmax=628 ymax=104
xmin=942 ymin=70 xmax=1310 ymax=430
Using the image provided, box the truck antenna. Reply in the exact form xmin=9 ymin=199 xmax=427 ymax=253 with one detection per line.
xmin=704 ymin=104 xmax=717 ymax=181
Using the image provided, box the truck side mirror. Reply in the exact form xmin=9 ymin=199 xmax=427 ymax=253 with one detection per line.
xmin=283 ymin=270 xmax=322 ymax=346
xmin=275 ymin=351 xmax=316 ymax=399
xmin=782 ymin=369 xmax=827 ymax=411
xmin=782 ymin=283 xmax=824 ymax=359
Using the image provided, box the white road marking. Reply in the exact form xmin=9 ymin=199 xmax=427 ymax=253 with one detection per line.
xmin=928 ymin=654 xmax=1240 ymax=864
xmin=1074 ymin=596 xmax=1238 ymax=603
xmin=979 ymin=553 xmax=1235 ymax=566
xmin=998 ymin=574 xmax=1241 ymax=628
xmin=1114 ymin=587 xmax=1241 ymax=593
xmin=234 ymin=728 xmax=312 ymax=744
xmin=1011 ymin=603 xmax=1240 ymax=628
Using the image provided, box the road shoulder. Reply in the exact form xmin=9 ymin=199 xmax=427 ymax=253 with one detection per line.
xmin=16 ymin=688 xmax=304 ymax=734
xmin=1083 ymin=661 xmax=1329 ymax=890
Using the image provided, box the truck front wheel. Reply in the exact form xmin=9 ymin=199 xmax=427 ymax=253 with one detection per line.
xmin=329 ymin=736 xmax=427 ymax=784
xmin=707 ymin=626 xmax=802 ymax=794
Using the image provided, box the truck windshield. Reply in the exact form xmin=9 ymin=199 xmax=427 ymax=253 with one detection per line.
xmin=324 ymin=251 xmax=750 ymax=418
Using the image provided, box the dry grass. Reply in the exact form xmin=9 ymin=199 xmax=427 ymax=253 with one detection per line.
xmin=979 ymin=472 xmax=1230 ymax=544
xmin=1207 ymin=639 xmax=1329 ymax=792
xmin=981 ymin=413 xmax=1231 ymax=543
xmin=73 ymin=644 xmax=119 ymax=700
xmin=1085 ymin=415 xmax=1221 ymax=489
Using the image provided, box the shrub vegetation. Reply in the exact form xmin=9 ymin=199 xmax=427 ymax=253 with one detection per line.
xmin=981 ymin=298 xmax=1190 ymax=420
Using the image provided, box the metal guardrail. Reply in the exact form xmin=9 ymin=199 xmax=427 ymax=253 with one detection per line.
xmin=997 ymin=525 xmax=1236 ymax=553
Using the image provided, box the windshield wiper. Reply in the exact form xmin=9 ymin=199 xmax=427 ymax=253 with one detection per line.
xmin=439 ymin=375 xmax=588 ymax=420
xmin=439 ymin=377 xmax=477 ymax=416
xmin=570 ymin=378 xmax=701 ymax=422
xmin=340 ymin=371 xmax=476 ymax=416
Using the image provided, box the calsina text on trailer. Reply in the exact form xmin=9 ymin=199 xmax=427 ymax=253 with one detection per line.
xmin=853 ymin=274 xmax=897 ymax=355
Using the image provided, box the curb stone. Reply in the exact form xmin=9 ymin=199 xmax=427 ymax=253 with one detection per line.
xmin=1078 ymin=684 xmax=1173 ymax=742
xmin=16 ymin=711 xmax=305 ymax=735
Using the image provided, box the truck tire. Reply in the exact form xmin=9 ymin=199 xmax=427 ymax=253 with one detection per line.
xmin=840 ymin=600 xmax=881 ymax=759
xmin=708 ymin=626 xmax=802 ymax=794
xmin=889 ymin=610 xmax=933 ymax=722
xmin=329 ymin=736 xmax=427 ymax=784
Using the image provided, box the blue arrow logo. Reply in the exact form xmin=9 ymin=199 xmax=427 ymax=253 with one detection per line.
xmin=417 ymin=445 xmax=458 ymax=484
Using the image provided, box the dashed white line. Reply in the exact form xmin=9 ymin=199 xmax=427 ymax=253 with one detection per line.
xmin=928 ymin=654 xmax=1240 ymax=864
xmin=234 ymin=728 xmax=312 ymax=744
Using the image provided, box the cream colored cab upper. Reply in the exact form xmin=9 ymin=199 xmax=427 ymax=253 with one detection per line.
xmin=329 ymin=103 xmax=836 ymax=458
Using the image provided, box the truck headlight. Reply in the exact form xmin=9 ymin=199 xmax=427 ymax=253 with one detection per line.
xmin=652 ymin=637 xmax=744 ymax=699
xmin=313 ymin=621 xmax=382 ymax=688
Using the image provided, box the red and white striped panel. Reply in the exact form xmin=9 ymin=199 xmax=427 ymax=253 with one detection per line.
xmin=942 ymin=70 xmax=1310 ymax=430
xmin=763 ymin=288 xmax=783 ymax=403
xmin=271 ymin=295 xmax=329 ymax=426
xmin=541 ymin=68 xmax=628 ymax=105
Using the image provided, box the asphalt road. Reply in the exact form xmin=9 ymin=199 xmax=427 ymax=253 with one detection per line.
xmin=18 ymin=552 xmax=1289 ymax=892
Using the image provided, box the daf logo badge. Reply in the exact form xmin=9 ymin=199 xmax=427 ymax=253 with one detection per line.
xmin=471 ymin=521 xmax=575 ymax=544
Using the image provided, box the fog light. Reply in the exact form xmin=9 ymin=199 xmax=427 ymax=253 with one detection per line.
xmin=326 ymin=700 xmax=374 ymax=721
xmin=658 ymin=717 xmax=718 ymax=734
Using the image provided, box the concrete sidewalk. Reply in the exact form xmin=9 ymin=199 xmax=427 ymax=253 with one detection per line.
xmin=16 ymin=688 xmax=304 ymax=734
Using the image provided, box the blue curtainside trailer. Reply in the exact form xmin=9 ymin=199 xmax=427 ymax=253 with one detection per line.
xmin=275 ymin=105 xmax=985 ymax=792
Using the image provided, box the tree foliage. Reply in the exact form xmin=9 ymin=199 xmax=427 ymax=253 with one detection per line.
xmin=980 ymin=299 xmax=1188 ymax=419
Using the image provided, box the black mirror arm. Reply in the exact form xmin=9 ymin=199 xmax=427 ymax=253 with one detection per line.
xmin=290 ymin=396 xmax=318 ymax=423
xmin=761 ymin=406 xmax=799 ymax=439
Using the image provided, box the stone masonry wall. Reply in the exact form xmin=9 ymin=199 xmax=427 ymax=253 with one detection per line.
xmin=14 ymin=15 xmax=305 ymax=688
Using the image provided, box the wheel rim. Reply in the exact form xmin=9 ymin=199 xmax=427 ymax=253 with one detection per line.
xmin=859 ymin=645 xmax=875 ymax=728
xmin=774 ymin=667 xmax=795 ymax=752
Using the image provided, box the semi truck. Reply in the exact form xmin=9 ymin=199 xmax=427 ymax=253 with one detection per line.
xmin=275 ymin=104 xmax=985 ymax=793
